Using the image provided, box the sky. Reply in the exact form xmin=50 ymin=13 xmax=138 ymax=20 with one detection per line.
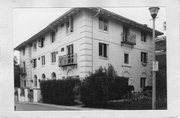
xmin=13 ymin=7 xmax=166 ymax=60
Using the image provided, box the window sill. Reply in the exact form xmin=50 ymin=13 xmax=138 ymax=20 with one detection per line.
xmin=99 ymin=56 xmax=108 ymax=60
xmin=99 ymin=29 xmax=109 ymax=34
xmin=122 ymin=64 xmax=131 ymax=68
xmin=141 ymin=62 xmax=147 ymax=67
xmin=51 ymin=62 xmax=56 ymax=65
xmin=141 ymin=41 xmax=147 ymax=44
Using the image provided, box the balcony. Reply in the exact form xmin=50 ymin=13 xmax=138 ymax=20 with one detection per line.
xmin=59 ymin=53 xmax=77 ymax=67
xmin=20 ymin=67 xmax=26 ymax=75
xmin=121 ymin=32 xmax=136 ymax=46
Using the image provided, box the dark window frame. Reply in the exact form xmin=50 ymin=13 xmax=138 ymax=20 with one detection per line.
xmin=51 ymin=52 xmax=56 ymax=63
xmin=66 ymin=17 xmax=73 ymax=34
xmin=141 ymin=31 xmax=147 ymax=42
xmin=124 ymin=53 xmax=129 ymax=64
xmin=99 ymin=42 xmax=108 ymax=58
xmin=140 ymin=77 xmax=146 ymax=89
xmin=141 ymin=52 xmax=148 ymax=63
xmin=41 ymin=55 xmax=45 ymax=65
xmin=51 ymin=31 xmax=56 ymax=43
xmin=99 ymin=16 xmax=108 ymax=31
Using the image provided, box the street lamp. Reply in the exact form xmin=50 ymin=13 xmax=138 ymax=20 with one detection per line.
xmin=149 ymin=7 xmax=160 ymax=110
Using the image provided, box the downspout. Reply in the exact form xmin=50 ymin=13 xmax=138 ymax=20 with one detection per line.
xmin=92 ymin=8 xmax=101 ymax=73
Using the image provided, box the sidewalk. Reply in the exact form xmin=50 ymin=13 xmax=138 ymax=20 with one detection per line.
xmin=15 ymin=101 xmax=105 ymax=110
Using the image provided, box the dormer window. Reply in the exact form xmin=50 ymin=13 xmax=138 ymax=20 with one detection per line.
xmin=99 ymin=16 xmax=108 ymax=31
xmin=66 ymin=17 xmax=73 ymax=34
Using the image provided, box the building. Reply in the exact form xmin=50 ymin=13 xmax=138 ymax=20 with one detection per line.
xmin=14 ymin=8 xmax=163 ymax=102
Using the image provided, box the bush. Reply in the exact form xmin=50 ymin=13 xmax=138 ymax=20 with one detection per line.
xmin=40 ymin=78 xmax=81 ymax=105
xmin=80 ymin=64 xmax=132 ymax=107
xmin=108 ymin=77 xmax=129 ymax=100
xmin=80 ymin=74 xmax=110 ymax=107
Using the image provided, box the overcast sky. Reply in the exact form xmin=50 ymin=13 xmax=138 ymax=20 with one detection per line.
xmin=13 ymin=7 xmax=166 ymax=48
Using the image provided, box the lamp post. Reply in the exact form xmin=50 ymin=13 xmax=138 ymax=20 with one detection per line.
xmin=149 ymin=7 xmax=160 ymax=110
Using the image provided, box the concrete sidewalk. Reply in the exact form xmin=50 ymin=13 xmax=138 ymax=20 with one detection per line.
xmin=15 ymin=101 xmax=104 ymax=111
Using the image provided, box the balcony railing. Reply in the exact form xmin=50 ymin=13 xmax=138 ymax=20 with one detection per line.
xmin=59 ymin=53 xmax=77 ymax=67
xmin=121 ymin=32 xmax=136 ymax=45
xmin=20 ymin=67 xmax=26 ymax=75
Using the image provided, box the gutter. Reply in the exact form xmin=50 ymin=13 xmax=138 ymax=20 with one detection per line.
xmin=92 ymin=8 xmax=101 ymax=73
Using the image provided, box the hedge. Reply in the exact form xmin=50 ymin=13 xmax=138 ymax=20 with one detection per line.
xmin=40 ymin=78 xmax=81 ymax=105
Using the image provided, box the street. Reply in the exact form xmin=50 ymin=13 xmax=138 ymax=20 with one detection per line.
xmin=15 ymin=102 xmax=83 ymax=111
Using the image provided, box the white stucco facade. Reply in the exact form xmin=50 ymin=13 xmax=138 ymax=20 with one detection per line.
xmin=15 ymin=8 xmax=163 ymax=93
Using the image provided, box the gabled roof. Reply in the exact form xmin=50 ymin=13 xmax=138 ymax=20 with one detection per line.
xmin=14 ymin=7 xmax=163 ymax=50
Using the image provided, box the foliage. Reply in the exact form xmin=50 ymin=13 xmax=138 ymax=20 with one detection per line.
xmin=108 ymin=77 xmax=129 ymax=100
xmin=14 ymin=56 xmax=20 ymax=88
xmin=40 ymin=78 xmax=81 ymax=105
xmin=156 ymin=54 xmax=167 ymax=100
xmin=80 ymin=64 xmax=133 ymax=107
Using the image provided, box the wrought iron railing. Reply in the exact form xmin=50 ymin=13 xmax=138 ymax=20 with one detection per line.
xmin=121 ymin=32 xmax=136 ymax=45
xmin=59 ymin=53 xmax=77 ymax=67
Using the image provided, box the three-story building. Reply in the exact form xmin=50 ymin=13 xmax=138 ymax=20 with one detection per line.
xmin=15 ymin=7 xmax=163 ymax=102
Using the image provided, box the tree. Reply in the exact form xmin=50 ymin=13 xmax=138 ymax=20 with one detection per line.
xmin=14 ymin=56 xmax=20 ymax=88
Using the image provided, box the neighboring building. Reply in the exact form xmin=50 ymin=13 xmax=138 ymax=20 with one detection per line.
xmin=155 ymin=35 xmax=167 ymax=100
xmin=14 ymin=8 xmax=163 ymax=101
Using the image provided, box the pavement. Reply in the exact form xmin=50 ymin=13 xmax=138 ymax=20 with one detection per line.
xmin=15 ymin=101 xmax=103 ymax=111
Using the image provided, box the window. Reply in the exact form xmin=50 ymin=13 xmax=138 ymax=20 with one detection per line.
xmin=67 ymin=44 xmax=74 ymax=63
xmin=32 ymin=58 xmax=37 ymax=68
xmin=66 ymin=17 xmax=73 ymax=34
xmin=122 ymin=26 xmax=129 ymax=41
xmin=51 ymin=32 xmax=55 ymax=43
xmin=51 ymin=52 xmax=56 ymax=63
xmin=33 ymin=42 xmax=37 ymax=50
xmin=24 ymin=80 xmax=26 ymax=87
xmin=34 ymin=75 xmax=37 ymax=87
xmin=99 ymin=16 xmax=108 ymax=31
xmin=67 ymin=44 xmax=73 ymax=55
xmin=41 ymin=55 xmax=45 ymax=65
xmin=51 ymin=72 xmax=56 ymax=80
xmin=124 ymin=53 xmax=129 ymax=64
xmin=22 ymin=48 xmax=25 ymax=55
xmin=99 ymin=43 xmax=108 ymax=58
xmin=141 ymin=31 xmax=146 ymax=42
xmin=140 ymin=77 xmax=146 ymax=89
xmin=42 ymin=73 xmax=46 ymax=80
xmin=141 ymin=52 xmax=148 ymax=63
xmin=23 ymin=61 xmax=26 ymax=72
xmin=38 ymin=37 xmax=45 ymax=48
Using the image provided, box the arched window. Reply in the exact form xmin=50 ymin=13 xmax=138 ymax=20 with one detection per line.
xmin=51 ymin=72 xmax=56 ymax=80
xmin=42 ymin=73 xmax=46 ymax=80
xmin=34 ymin=75 xmax=37 ymax=87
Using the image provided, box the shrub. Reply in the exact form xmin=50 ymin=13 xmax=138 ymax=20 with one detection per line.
xmin=40 ymin=78 xmax=81 ymax=105
xmin=80 ymin=64 xmax=132 ymax=107
xmin=108 ymin=77 xmax=129 ymax=100
xmin=80 ymin=74 xmax=110 ymax=107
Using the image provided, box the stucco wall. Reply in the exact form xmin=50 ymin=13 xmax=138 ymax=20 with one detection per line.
xmin=19 ymin=9 xmax=154 ymax=91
